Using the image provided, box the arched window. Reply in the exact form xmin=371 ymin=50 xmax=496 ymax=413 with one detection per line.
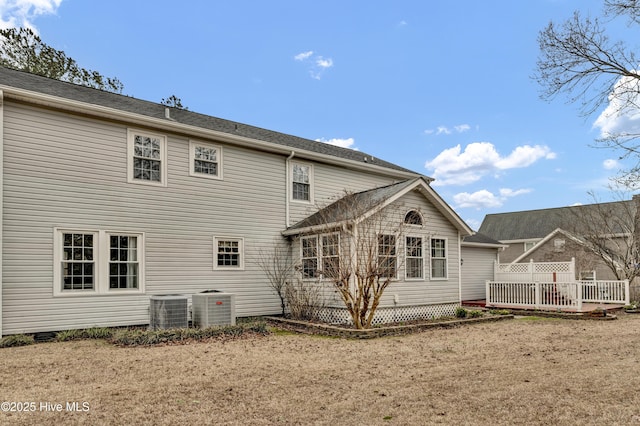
xmin=404 ymin=210 xmax=423 ymax=226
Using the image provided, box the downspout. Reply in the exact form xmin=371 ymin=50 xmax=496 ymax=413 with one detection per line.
xmin=0 ymin=90 xmax=4 ymax=338
xmin=458 ymin=231 xmax=462 ymax=305
xmin=285 ymin=151 xmax=295 ymax=228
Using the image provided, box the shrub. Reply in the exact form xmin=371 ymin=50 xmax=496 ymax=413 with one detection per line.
xmin=455 ymin=307 xmax=468 ymax=318
xmin=0 ymin=334 xmax=35 ymax=348
xmin=488 ymin=309 xmax=511 ymax=316
xmin=56 ymin=327 xmax=114 ymax=341
xmin=468 ymin=310 xmax=484 ymax=318
xmin=110 ymin=322 xmax=269 ymax=346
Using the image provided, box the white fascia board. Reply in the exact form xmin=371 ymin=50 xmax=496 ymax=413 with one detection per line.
xmin=461 ymin=242 xmax=508 ymax=249
xmin=1 ymin=85 xmax=422 ymax=180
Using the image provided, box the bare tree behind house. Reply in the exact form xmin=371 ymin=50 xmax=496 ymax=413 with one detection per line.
xmin=535 ymin=1 xmax=640 ymax=188
xmin=565 ymin=193 xmax=640 ymax=282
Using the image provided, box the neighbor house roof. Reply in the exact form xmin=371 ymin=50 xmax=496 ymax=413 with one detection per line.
xmin=283 ymin=177 xmax=473 ymax=236
xmin=478 ymin=200 xmax=637 ymax=242
xmin=462 ymin=232 xmax=506 ymax=248
xmin=0 ymin=66 xmax=421 ymax=178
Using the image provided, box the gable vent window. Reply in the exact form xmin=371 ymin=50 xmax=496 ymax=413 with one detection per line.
xmin=404 ymin=210 xmax=423 ymax=226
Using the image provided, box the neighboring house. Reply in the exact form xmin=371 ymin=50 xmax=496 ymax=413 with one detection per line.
xmin=0 ymin=67 xmax=473 ymax=336
xmin=460 ymin=233 xmax=506 ymax=301
xmin=478 ymin=198 xmax=639 ymax=282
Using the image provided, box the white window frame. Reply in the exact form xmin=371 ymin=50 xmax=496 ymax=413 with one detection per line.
xmin=189 ymin=140 xmax=223 ymax=180
xmin=404 ymin=210 xmax=424 ymax=226
xmin=404 ymin=235 xmax=424 ymax=281
xmin=300 ymin=232 xmax=340 ymax=280
xmin=290 ymin=161 xmax=314 ymax=203
xmin=127 ymin=129 xmax=168 ymax=186
xmin=213 ymin=237 xmax=245 ymax=270
xmin=301 ymin=235 xmax=319 ymax=279
xmin=377 ymin=233 xmax=398 ymax=280
xmin=430 ymin=237 xmax=448 ymax=280
xmin=54 ymin=228 xmax=145 ymax=297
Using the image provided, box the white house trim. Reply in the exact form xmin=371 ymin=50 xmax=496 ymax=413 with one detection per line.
xmin=0 ymin=85 xmax=422 ymax=181
xmin=0 ymin=90 xmax=3 ymax=338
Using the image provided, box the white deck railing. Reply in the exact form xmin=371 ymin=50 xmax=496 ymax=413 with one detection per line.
xmin=486 ymin=280 xmax=629 ymax=311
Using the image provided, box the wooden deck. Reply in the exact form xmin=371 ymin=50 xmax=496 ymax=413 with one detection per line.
xmin=462 ymin=300 xmax=626 ymax=313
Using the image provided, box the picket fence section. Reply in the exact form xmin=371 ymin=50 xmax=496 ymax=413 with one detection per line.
xmin=487 ymin=259 xmax=629 ymax=311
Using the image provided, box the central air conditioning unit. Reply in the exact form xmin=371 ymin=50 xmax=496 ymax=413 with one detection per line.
xmin=149 ymin=294 xmax=189 ymax=330
xmin=192 ymin=290 xmax=236 ymax=327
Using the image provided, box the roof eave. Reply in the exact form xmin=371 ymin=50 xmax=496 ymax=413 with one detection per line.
xmin=1 ymin=84 xmax=423 ymax=180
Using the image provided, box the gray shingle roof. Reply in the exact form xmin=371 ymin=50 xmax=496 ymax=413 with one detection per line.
xmin=462 ymin=232 xmax=503 ymax=245
xmin=0 ymin=67 xmax=419 ymax=175
xmin=286 ymin=178 xmax=420 ymax=232
xmin=478 ymin=200 xmax=637 ymax=241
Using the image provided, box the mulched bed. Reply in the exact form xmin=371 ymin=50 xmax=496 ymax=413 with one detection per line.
xmin=266 ymin=314 xmax=515 ymax=339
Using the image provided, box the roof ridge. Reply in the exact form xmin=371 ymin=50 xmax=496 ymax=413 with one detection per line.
xmin=0 ymin=66 xmax=422 ymax=176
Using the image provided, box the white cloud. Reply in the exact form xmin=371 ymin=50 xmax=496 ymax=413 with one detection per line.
xmin=453 ymin=187 xmax=531 ymax=209
xmin=294 ymin=51 xmax=314 ymax=61
xmin=593 ymin=72 xmax=640 ymax=138
xmin=425 ymin=142 xmax=556 ymax=186
xmin=315 ymin=137 xmax=356 ymax=149
xmin=316 ymin=57 xmax=333 ymax=68
xmin=426 ymin=123 xmax=471 ymax=136
xmin=294 ymin=50 xmax=334 ymax=80
xmin=603 ymin=158 xmax=619 ymax=170
xmin=0 ymin=0 xmax=61 ymax=29
xmin=454 ymin=124 xmax=471 ymax=133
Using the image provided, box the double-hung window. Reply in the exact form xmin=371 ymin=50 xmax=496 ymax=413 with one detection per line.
xmin=405 ymin=236 xmax=424 ymax=280
xmin=291 ymin=162 xmax=313 ymax=202
xmin=430 ymin=238 xmax=447 ymax=279
xmin=300 ymin=233 xmax=339 ymax=279
xmin=55 ymin=229 xmax=144 ymax=296
xmin=61 ymin=232 xmax=96 ymax=291
xmin=127 ymin=129 xmax=167 ymax=186
xmin=321 ymin=234 xmax=340 ymax=279
xmin=378 ymin=234 xmax=397 ymax=279
xmin=189 ymin=141 xmax=222 ymax=179
xmin=301 ymin=236 xmax=319 ymax=279
xmin=109 ymin=235 xmax=139 ymax=289
xmin=214 ymin=237 xmax=244 ymax=270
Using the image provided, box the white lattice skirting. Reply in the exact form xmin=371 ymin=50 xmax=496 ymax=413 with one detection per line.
xmin=316 ymin=303 xmax=460 ymax=326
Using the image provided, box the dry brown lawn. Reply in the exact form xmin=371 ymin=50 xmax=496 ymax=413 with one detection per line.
xmin=2 ymin=314 xmax=640 ymax=425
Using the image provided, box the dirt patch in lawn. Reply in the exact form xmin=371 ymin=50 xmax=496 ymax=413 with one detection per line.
xmin=2 ymin=314 xmax=640 ymax=425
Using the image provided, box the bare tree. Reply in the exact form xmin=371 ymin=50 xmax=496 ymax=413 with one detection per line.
xmin=296 ymin=190 xmax=408 ymax=329
xmin=255 ymin=239 xmax=296 ymax=316
xmin=255 ymin=239 xmax=324 ymax=319
xmin=535 ymin=1 xmax=640 ymax=187
xmin=565 ymin=192 xmax=640 ymax=282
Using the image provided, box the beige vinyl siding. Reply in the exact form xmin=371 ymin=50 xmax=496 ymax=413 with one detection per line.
xmin=461 ymin=246 xmax=498 ymax=300
xmin=288 ymin=161 xmax=397 ymax=225
xmin=375 ymin=190 xmax=461 ymax=308
xmin=289 ymin=189 xmax=462 ymax=311
xmin=2 ymin=102 xmax=289 ymax=334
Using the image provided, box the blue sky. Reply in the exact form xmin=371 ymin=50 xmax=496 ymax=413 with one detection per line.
xmin=1 ymin=0 xmax=636 ymax=230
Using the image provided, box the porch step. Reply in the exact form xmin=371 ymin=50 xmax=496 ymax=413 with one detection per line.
xmin=462 ymin=300 xmax=486 ymax=308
